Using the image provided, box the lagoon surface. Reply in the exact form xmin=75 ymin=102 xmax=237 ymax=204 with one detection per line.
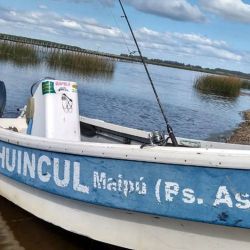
xmin=2 ymin=60 xmax=250 ymax=140
xmin=0 ymin=60 xmax=250 ymax=249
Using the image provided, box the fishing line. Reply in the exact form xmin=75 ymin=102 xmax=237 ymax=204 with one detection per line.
xmin=118 ymin=0 xmax=178 ymax=146
xmin=96 ymin=0 xmax=135 ymax=55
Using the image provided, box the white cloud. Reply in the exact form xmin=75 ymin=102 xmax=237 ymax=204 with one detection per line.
xmin=124 ymin=0 xmax=205 ymax=22
xmin=59 ymin=19 xmax=82 ymax=30
xmin=135 ymin=27 xmax=227 ymax=49
xmin=0 ymin=18 xmax=6 ymax=24
xmin=39 ymin=5 xmax=48 ymax=9
xmin=196 ymin=45 xmax=242 ymax=61
xmin=84 ymin=24 xmax=123 ymax=38
xmin=200 ymin=0 xmax=250 ymax=23
xmin=39 ymin=26 xmax=58 ymax=35
xmin=61 ymin=0 xmax=205 ymax=23
xmin=135 ymin=27 xmax=242 ymax=62
xmin=0 ymin=5 xmax=244 ymax=64
xmin=0 ymin=6 xmax=126 ymax=43
xmin=172 ymin=33 xmax=227 ymax=47
xmin=138 ymin=27 xmax=159 ymax=37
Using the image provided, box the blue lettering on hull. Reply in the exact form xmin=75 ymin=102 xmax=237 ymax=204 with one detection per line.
xmin=0 ymin=141 xmax=250 ymax=228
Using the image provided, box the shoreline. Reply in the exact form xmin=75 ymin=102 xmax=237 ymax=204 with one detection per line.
xmin=1 ymin=33 xmax=250 ymax=80
xmin=227 ymin=110 xmax=250 ymax=145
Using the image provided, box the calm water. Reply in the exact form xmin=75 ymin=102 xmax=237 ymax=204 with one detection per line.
xmin=2 ymin=60 xmax=250 ymax=140
xmin=0 ymin=60 xmax=250 ymax=249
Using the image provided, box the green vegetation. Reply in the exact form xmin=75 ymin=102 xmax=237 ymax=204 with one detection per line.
xmin=47 ymin=51 xmax=115 ymax=77
xmin=194 ymin=75 xmax=241 ymax=97
xmin=121 ymin=54 xmax=250 ymax=80
xmin=0 ymin=41 xmax=40 ymax=65
xmin=240 ymin=79 xmax=250 ymax=90
xmin=0 ymin=40 xmax=115 ymax=77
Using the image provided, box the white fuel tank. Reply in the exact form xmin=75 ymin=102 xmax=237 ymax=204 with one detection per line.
xmin=30 ymin=79 xmax=81 ymax=141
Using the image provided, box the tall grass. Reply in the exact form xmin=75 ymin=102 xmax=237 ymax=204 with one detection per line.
xmin=194 ymin=75 xmax=241 ymax=97
xmin=47 ymin=51 xmax=115 ymax=77
xmin=0 ymin=41 xmax=116 ymax=78
xmin=240 ymin=79 xmax=250 ymax=89
xmin=0 ymin=41 xmax=40 ymax=65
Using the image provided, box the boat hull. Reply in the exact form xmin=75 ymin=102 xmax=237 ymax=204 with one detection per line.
xmin=1 ymin=174 xmax=250 ymax=250
xmin=1 ymin=126 xmax=250 ymax=249
xmin=0 ymin=138 xmax=250 ymax=229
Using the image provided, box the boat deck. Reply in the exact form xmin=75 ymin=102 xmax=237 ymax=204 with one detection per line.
xmin=1 ymin=116 xmax=250 ymax=151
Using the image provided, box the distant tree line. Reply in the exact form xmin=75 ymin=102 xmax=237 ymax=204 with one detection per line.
xmin=1 ymin=32 xmax=249 ymax=79
xmin=120 ymin=54 xmax=250 ymax=80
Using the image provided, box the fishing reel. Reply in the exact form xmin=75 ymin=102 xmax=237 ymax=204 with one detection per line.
xmin=148 ymin=127 xmax=178 ymax=147
xmin=149 ymin=131 xmax=168 ymax=146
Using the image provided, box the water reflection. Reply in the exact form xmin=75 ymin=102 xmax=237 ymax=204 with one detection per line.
xmin=194 ymin=88 xmax=238 ymax=101
xmin=194 ymin=91 xmax=238 ymax=108
xmin=0 ymin=197 xmax=127 ymax=250
xmin=0 ymin=41 xmax=40 ymax=66
xmin=47 ymin=64 xmax=115 ymax=81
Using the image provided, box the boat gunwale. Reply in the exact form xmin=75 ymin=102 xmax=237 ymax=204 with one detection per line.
xmin=0 ymin=126 xmax=250 ymax=170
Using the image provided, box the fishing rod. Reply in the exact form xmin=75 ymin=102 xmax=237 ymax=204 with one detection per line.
xmin=118 ymin=0 xmax=178 ymax=146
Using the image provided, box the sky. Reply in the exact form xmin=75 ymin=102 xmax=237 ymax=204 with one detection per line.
xmin=0 ymin=0 xmax=250 ymax=73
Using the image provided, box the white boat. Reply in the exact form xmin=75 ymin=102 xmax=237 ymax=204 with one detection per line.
xmin=0 ymin=78 xmax=250 ymax=250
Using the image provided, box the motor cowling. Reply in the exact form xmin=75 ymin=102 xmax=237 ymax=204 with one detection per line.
xmin=0 ymin=81 xmax=6 ymax=118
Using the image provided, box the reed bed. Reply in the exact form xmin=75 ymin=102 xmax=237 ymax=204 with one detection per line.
xmin=240 ymin=79 xmax=250 ymax=90
xmin=47 ymin=51 xmax=115 ymax=77
xmin=0 ymin=41 xmax=40 ymax=65
xmin=0 ymin=41 xmax=116 ymax=78
xmin=194 ymin=75 xmax=241 ymax=97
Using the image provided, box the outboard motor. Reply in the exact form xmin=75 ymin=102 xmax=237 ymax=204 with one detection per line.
xmin=27 ymin=78 xmax=81 ymax=142
xmin=0 ymin=81 xmax=6 ymax=117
